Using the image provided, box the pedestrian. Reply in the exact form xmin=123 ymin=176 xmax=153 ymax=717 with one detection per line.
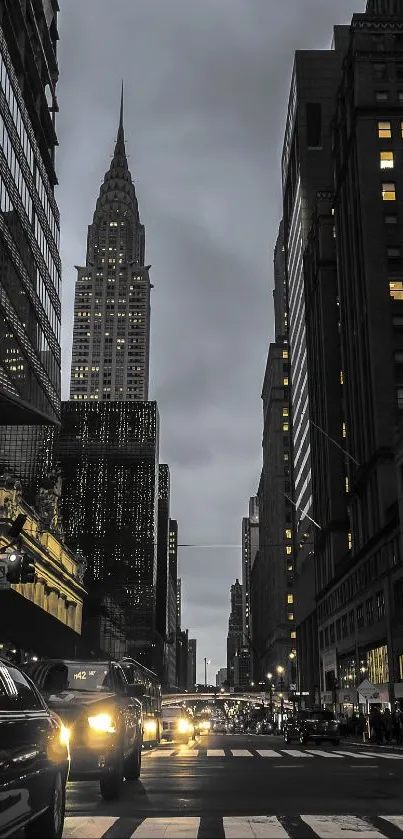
xmin=383 ymin=708 xmax=393 ymax=743
xmin=392 ymin=708 xmax=402 ymax=745
xmin=369 ymin=706 xmax=383 ymax=745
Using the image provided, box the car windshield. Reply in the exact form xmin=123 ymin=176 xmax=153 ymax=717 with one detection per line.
xmin=64 ymin=663 xmax=111 ymax=692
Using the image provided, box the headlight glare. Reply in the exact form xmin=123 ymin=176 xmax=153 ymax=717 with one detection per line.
xmin=60 ymin=724 xmax=70 ymax=746
xmin=177 ymin=718 xmax=190 ymax=734
xmin=144 ymin=720 xmax=157 ymax=734
xmin=88 ymin=712 xmax=116 ymax=734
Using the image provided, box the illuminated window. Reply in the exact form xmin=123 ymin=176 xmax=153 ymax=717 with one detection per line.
xmin=390 ymin=281 xmax=403 ymax=300
xmin=282 ymin=350 xmax=289 ymax=359
xmin=290 ymin=631 xmax=297 ymax=640
xmin=378 ymin=120 xmax=391 ymax=138
xmin=285 ymin=529 xmax=292 ymax=540
xmin=401 ymin=121 xmax=403 ymax=139
xmin=345 ymin=477 xmax=350 ymax=493
xmin=283 ymin=407 xmax=289 ymax=417
xmin=288 ymin=612 xmax=294 ymax=621
xmin=367 ymin=644 xmax=389 ymax=685
xmin=342 ymin=422 xmax=347 ymax=439
xmin=340 ymin=370 xmax=344 ymax=385
xmin=283 ymin=422 xmax=289 ymax=432
xmin=348 ymin=532 xmax=352 ymax=551
xmin=287 ymin=563 xmax=293 ymax=572
xmin=380 ymin=151 xmax=394 ymax=169
xmin=283 ymin=377 xmax=289 ymax=387
xmin=286 ymin=546 xmax=292 ymax=555
xmin=287 ymin=594 xmax=294 ymax=604
xmin=382 ymin=182 xmax=396 ymax=200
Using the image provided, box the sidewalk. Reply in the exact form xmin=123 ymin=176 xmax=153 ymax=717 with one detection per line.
xmin=346 ymin=735 xmax=403 ymax=751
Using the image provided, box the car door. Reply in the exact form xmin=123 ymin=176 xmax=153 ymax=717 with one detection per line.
xmin=113 ymin=666 xmax=140 ymax=758
xmin=0 ymin=661 xmax=55 ymax=837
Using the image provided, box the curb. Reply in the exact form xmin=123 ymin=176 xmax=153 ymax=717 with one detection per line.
xmin=348 ymin=738 xmax=403 ymax=752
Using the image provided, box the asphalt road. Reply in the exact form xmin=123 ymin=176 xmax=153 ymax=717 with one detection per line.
xmin=63 ymin=733 xmax=403 ymax=838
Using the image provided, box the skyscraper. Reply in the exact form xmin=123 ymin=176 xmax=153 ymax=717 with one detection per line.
xmin=226 ymin=579 xmax=243 ymax=687
xmin=241 ymin=496 xmax=259 ymax=677
xmin=187 ymin=638 xmax=197 ymax=689
xmin=0 ymin=0 xmax=61 ymax=425
xmin=70 ymin=88 xmax=151 ymax=404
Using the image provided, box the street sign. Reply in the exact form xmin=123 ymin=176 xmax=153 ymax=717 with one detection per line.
xmin=289 ymin=683 xmax=297 ymax=691
xmin=357 ymin=679 xmax=377 ymax=699
xmin=0 ymin=560 xmax=10 ymax=591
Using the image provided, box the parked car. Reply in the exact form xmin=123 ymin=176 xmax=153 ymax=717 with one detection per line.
xmin=0 ymin=657 xmax=69 ymax=838
xmin=255 ymin=718 xmax=275 ymax=735
xmin=284 ymin=709 xmax=340 ymax=746
xmin=25 ymin=659 xmax=143 ymax=799
xmin=161 ymin=706 xmax=195 ymax=744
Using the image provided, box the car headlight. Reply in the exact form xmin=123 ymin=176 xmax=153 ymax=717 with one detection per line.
xmin=201 ymin=720 xmax=210 ymax=730
xmin=60 ymin=724 xmax=70 ymax=747
xmin=88 ymin=713 xmax=116 ymax=734
xmin=177 ymin=718 xmax=190 ymax=734
xmin=144 ymin=720 xmax=157 ymax=734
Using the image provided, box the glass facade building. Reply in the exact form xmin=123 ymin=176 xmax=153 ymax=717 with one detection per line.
xmin=0 ymin=0 xmax=61 ymax=424
xmin=56 ymin=400 xmax=160 ymax=670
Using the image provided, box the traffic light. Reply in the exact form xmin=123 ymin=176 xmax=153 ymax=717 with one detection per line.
xmin=20 ymin=556 xmax=35 ymax=584
xmin=6 ymin=553 xmax=22 ymax=583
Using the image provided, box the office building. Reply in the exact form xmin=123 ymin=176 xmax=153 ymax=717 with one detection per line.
xmin=216 ymin=667 xmax=227 ymax=688
xmin=166 ymin=519 xmax=178 ymax=687
xmin=177 ymin=628 xmax=189 ymax=690
xmin=226 ymin=578 xmax=243 ymax=687
xmin=241 ymin=496 xmax=259 ymax=652
xmin=253 ymin=221 xmax=295 ymax=686
xmin=315 ymin=0 xmax=403 ymax=707
xmin=281 ymin=27 xmax=349 ymax=695
xmin=56 ymin=399 xmax=161 ymax=671
xmin=70 ymin=89 xmax=151 ymax=403
xmin=156 ymin=464 xmax=170 ymax=662
xmin=187 ymin=638 xmax=197 ymax=690
xmin=0 ymin=0 xmax=61 ymax=425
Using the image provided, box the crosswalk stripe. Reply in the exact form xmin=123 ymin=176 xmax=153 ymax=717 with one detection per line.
xmin=223 ymin=816 xmax=288 ymax=838
xmin=207 ymin=749 xmax=226 ymax=756
xmin=380 ymin=816 xmax=403 ymax=831
xmin=231 ymin=749 xmax=253 ymax=757
xmin=131 ymin=817 xmax=200 ymax=837
xmin=256 ymin=749 xmax=282 ymax=758
xmin=149 ymin=750 xmax=175 ymax=757
xmin=362 ymin=752 xmax=403 ymax=760
xmin=63 ymin=816 xmax=118 ymax=838
xmin=333 ymin=751 xmax=375 ymax=759
xmin=280 ymin=749 xmax=313 ymax=758
xmin=301 ymin=814 xmax=386 ymax=838
xmin=305 ymin=750 xmax=344 ymax=758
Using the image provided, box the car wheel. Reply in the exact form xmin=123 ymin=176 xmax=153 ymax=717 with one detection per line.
xmin=26 ymin=770 xmax=65 ymax=839
xmin=100 ymin=753 xmax=124 ymax=800
xmin=124 ymin=742 xmax=142 ymax=781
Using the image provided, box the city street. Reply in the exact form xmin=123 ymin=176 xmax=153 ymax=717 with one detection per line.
xmin=63 ymin=733 xmax=403 ymax=838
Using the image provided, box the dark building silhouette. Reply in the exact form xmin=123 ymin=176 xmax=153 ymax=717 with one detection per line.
xmin=166 ymin=519 xmax=178 ymax=687
xmin=156 ymin=464 xmax=170 ymax=683
xmin=56 ymin=400 xmax=161 ymax=672
xmin=187 ymin=638 xmax=197 ymax=689
xmin=241 ymin=496 xmax=259 ymax=666
xmin=226 ymin=579 xmax=243 ymax=687
xmin=0 ymin=0 xmax=61 ymax=425
xmin=177 ymin=628 xmax=189 ymax=691
xmin=253 ymin=221 xmax=295 ymax=686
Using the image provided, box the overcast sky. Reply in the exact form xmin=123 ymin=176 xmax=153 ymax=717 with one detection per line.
xmin=57 ymin=0 xmax=361 ymax=683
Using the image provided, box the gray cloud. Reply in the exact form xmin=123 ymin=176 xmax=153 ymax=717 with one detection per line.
xmin=57 ymin=0 xmax=360 ymax=682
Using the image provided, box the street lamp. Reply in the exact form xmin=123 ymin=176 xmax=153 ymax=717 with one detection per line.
xmin=266 ymin=672 xmax=273 ymax=719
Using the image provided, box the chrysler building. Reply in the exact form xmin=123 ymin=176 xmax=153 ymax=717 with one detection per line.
xmin=70 ymin=89 xmax=151 ymax=401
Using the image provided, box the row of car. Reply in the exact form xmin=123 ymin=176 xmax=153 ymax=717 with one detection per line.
xmin=0 ymin=656 xmax=151 ymax=839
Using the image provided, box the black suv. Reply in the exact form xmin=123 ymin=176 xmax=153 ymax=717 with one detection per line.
xmin=0 ymin=658 xmax=69 ymax=838
xmin=25 ymin=659 xmax=143 ymax=799
xmin=284 ymin=709 xmax=340 ymax=746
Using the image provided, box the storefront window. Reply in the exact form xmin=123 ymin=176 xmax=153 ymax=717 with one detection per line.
xmin=367 ymin=645 xmax=389 ymax=684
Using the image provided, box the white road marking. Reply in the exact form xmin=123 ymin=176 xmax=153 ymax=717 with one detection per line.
xmin=305 ymin=750 xmax=344 ymax=758
xmin=149 ymin=750 xmax=175 ymax=757
xmin=362 ymin=751 xmax=403 ymax=760
xmin=380 ymin=815 xmax=403 ymax=830
xmin=223 ymin=815 xmax=289 ymax=838
xmin=256 ymin=750 xmax=283 ymax=758
xmin=207 ymin=749 xmax=226 ymax=756
xmin=281 ymin=749 xmax=313 ymax=758
xmin=231 ymin=749 xmax=253 ymax=757
xmin=132 ymin=817 xmax=200 ymax=838
xmin=301 ymin=815 xmax=385 ymax=838
xmin=333 ymin=751 xmax=375 ymax=759
xmin=63 ymin=816 xmax=117 ymax=838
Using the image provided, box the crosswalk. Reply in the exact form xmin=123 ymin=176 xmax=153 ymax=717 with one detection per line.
xmin=142 ymin=746 xmax=403 ymax=761
xmin=63 ymin=813 xmax=403 ymax=838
